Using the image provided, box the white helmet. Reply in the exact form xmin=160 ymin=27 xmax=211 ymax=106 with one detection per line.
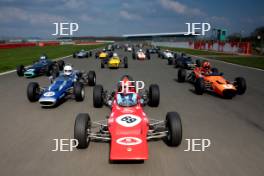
xmin=113 ymin=53 xmax=118 ymax=57
xmin=64 ymin=65 xmax=73 ymax=76
xmin=40 ymin=55 xmax=46 ymax=60
xmin=139 ymin=49 xmax=143 ymax=52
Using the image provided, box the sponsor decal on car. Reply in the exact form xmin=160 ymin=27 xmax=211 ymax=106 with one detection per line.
xmin=116 ymin=137 xmax=142 ymax=146
xmin=223 ymin=84 xmax=233 ymax=89
xmin=116 ymin=114 xmax=141 ymax=127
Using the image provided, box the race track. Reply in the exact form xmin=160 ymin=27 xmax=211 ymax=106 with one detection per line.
xmin=0 ymin=48 xmax=264 ymax=176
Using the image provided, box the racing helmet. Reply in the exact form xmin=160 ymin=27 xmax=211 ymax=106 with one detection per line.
xmin=40 ymin=55 xmax=47 ymax=60
xmin=139 ymin=49 xmax=143 ymax=52
xmin=63 ymin=65 xmax=73 ymax=76
xmin=202 ymin=61 xmax=211 ymax=70
xmin=102 ymin=49 xmax=106 ymax=52
xmin=113 ymin=53 xmax=118 ymax=57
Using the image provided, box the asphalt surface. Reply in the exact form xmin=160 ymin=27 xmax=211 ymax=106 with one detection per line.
xmin=0 ymin=48 xmax=264 ymax=176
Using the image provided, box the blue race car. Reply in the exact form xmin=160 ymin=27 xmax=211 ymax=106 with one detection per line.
xmin=73 ymin=49 xmax=92 ymax=58
xmin=27 ymin=68 xmax=96 ymax=107
xmin=16 ymin=55 xmax=64 ymax=78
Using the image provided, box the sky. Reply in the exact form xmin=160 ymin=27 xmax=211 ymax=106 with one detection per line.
xmin=0 ymin=0 xmax=264 ymax=38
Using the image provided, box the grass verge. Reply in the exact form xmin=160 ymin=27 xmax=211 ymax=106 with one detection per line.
xmin=0 ymin=44 xmax=105 ymax=73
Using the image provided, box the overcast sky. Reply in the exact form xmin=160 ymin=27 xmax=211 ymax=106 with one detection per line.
xmin=0 ymin=0 xmax=264 ymax=38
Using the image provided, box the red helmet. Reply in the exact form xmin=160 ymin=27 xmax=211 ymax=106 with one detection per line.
xmin=202 ymin=61 xmax=211 ymax=70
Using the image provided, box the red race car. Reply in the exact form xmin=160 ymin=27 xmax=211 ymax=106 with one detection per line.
xmin=74 ymin=75 xmax=182 ymax=162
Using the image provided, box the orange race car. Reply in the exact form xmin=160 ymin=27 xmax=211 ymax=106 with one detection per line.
xmin=177 ymin=60 xmax=247 ymax=98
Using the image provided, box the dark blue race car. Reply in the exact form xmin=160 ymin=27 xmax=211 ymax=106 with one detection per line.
xmin=174 ymin=53 xmax=195 ymax=69
xmin=27 ymin=69 xmax=96 ymax=107
xmin=16 ymin=55 xmax=64 ymax=78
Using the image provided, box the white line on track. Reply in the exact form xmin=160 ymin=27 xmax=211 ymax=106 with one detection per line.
xmin=189 ymin=54 xmax=264 ymax=72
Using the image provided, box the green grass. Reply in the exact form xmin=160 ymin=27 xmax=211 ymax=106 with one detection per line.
xmin=160 ymin=46 xmax=234 ymax=56
xmin=212 ymin=56 xmax=264 ymax=70
xmin=0 ymin=44 xmax=105 ymax=72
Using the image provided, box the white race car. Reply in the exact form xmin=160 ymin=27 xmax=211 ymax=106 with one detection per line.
xmin=132 ymin=49 xmax=150 ymax=60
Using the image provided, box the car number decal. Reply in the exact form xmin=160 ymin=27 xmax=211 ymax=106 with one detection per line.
xmin=43 ymin=91 xmax=55 ymax=97
xmin=116 ymin=137 xmax=142 ymax=146
xmin=116 ymin=114 xmax=141 ymax=127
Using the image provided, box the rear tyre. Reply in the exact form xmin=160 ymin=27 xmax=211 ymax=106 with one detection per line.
xmin=148 ymin=84 xmax=160 ymax=107
xmin=74 ymin=113 xmax=91 ymax=149
xmin=132 ymin=52 xmax=136 ymax=60
xmin=196 ymin=59 xmax=202 ymax=67
xmin=93 ymin=85 xmax=104 ymax=108
xmin=165 ymin=112 xmax=182 ymax=147
xmin=27 ymin=82 xmax=40 ymax=102
xmin=16 ymin=65 xmax=25 ymax=77
xmin=194 ymin=78 xmax=205 ymax=95
xmin=174 ymin=60 xmax=179 ymax=68
xmin=147 ymin=53 xmax=151 ymax=60
xmin=178 ymin=69 xmax=186 ymax=82
xmin=88 ymin=71 xmax=96 ymax=86
xmin=168 ymin=58 xmax=173 ymax=65
xmin=46 ymin=64 xmax=54 ymax=76
xmin=74 ymin=82 xmax=85 ymax=101
xmin=57 ymin=60 xmax=65 ymax=71
xmin=234 ymin=77 xmax=246 ymax=95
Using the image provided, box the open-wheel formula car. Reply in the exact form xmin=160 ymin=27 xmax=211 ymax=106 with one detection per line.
xmin=101 ymin=53 xmax=128 ymax=69
xmin=16 ymin=55 xmax=64 ymax=78
xmin=177 ymin=61 xmax=246 ymax=98
xmin=74 ymin=75 xmax=182 ymax=162
xmin=132 ymin=49 xmax=150 ymax=60
xmin=27 ymin=65 xmax=96 ymax=107
xmin=158 ymin=50 xmax=176 ymax=64
xmin=95 ymin=50 xmax=112 ymax=59
xmin=147 ymin=46 xmax=160 ymax=54
xmin=73 ymin=49 xmax=92 ymax=58
xmin=174 ymin=53 xmax=195 ymax=69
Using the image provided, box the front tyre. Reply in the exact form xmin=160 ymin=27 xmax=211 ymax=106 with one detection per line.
xmin=74 ymin=82 xmax=85 ymax=101
xmin=93 ymin=85 xmax=104 ymax=108
xmin=194 ymin=78 xmax=205 ymax=95
xmin=178 ymin=69 xmax=186 ymax=82
xmin=27 ymin=82 xmax=40 ymax=102
xmin=165 ymin=112 xmax=182 ymax=147
xmin=234 ymin=77 xmax=246 ymax=95
xmin=148 ymin=84 xmax=160 ymax=107
xmin=88 ymin=71 xmax=96 ymax=86
xmin=74 ymin=113 xmax=91 ymax=149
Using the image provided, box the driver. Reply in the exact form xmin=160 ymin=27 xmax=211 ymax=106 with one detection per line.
xmin=113 ymin=53 xmax=118 ymax=57
xmin=39 ymin=55 xmax=47 ymax=61
xmin=201 ymin=61 xmax=211 ymax=75
xmin=63 ymin=65 xmax=73 ymax=76
xmin=139 ymin=49 xmax=143 ymax=52
xmin=117 ymin=92 xmax=137 ymax=107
